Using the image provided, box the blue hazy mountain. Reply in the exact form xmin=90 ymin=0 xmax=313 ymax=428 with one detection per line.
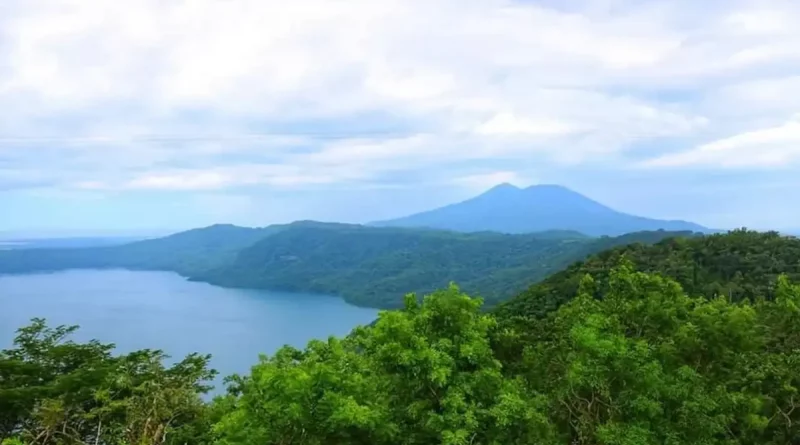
xmin=371 ymin=183 xmax=711 ymax=236
xmin=0 ymin=236 xmax=147 ymax=250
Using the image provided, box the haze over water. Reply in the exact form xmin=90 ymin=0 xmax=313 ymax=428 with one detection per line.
xmin=0 ymin=269 xmax=379 ymax=393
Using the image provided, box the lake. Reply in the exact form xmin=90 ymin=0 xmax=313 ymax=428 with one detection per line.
xmin=0 ymin=269 xmax=379 ymax=393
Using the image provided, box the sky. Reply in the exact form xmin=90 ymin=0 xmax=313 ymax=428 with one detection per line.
xmin=1 ymin=0 xmax=799 ymax=236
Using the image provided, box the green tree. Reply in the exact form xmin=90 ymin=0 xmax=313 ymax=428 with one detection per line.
xmin=0 ymin=319 xmax=216 ymax=445
xmin=8 ymin=229 xmax=800 ymax=445
xmin=215 ymin=284 xmax=553 ymax=445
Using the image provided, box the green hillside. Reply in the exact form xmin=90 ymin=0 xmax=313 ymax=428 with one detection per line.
xmin=195 ymin=224 xmax=698 ymax=308
xmin=6 ymin=230 xmax=800 ymax=444
xmin=0 ymin=221 xmax=697 ymax=309
xmin=497 ymin=228 xmax=800 ymax=319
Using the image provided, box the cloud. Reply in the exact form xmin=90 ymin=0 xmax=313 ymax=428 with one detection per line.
xmin=0 ymin=0 xmax=799 ymax=195
xmin=125 ymin=172 xmax=232 ymax=191
xmin=703 ymin=76 xmax=800 ymax=119
xmin=475 ymin=113 xmax=580 ymax=136
xmin=642 ymin=115 xmax=800 ymax=168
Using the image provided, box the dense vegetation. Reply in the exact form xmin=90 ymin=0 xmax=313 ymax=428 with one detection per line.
xmin=499 ymin=229 xmax=800 ymax=319
xmin=373 ymin=183 xmax=710 ymax=236
xmin=0 ymin=320 xmax=217 ymax=445
xmin=0 ymin=221 xmax=696 ymax=309
xmin=195 ymin=225 xmax=695 ymax=308
xmin=213 ymin=267 xmax=800 ymax=445
xmin=5 ymin=262 xmax=800 ymax=443
xmin=5 ymin=230 xmax=800 ymax=444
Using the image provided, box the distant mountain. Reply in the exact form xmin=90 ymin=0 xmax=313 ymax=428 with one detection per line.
xmin=0 ymin=236 xmax=147 ymax=250
xmin=0 ymin=219 xmax=699 ymax=308
xmin=371 ymin=183 xmax=711 ymax=236
xmin=0 ymin=224 xmax=279 ymax=276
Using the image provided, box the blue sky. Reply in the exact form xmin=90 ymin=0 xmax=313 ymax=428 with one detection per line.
xmin=1 ymin=0 xmax=800 ymax=236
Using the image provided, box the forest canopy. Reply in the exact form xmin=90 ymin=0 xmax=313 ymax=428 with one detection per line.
xmin=210 ymin=265 xmax=800 ymax=445
xmin=5 ymin=260 xmax=800 ymax=443
xmin=499 ymin=228 xmax=800 ymax=319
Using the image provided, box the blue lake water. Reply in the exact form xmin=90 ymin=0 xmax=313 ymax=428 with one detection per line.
xmin=0 ymin=269 xmax=379 ymax=394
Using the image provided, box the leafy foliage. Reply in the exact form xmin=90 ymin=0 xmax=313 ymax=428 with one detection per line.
xmin=214 ymin=285 xmax=554 ymax=445
xmin=6 ymin=230 xmax=800 ymax=444
xmin=215 ymin=262 xmax=800 ymax=444
xmin=0 ymin=319 xmax=217 ymax=445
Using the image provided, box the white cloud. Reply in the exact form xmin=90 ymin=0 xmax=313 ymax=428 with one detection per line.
xmin=704 ymin=76 xmax=800 ymax=118
xmin=0 ymin=0 xmax=799 ymax=192
xmin=643 ymin=115 xmax=800 ymax=168
xmin=725 ymin=8 xmax=794 ymax=35
xmin=475 ymin=113 xmax=579 ymax=136
xmin=126 ymin=172 xmax=232 ymax=191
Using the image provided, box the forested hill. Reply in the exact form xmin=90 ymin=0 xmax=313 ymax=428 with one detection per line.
xmin=7 ymin=232 xmax=800 ymax=444
xmin=195 ymin=225 xmax=697 ymax=308
xmin=497 ymin=229 xmax=800 ymax=319
xmin=0 ymin=220 xmax=698 ymax=308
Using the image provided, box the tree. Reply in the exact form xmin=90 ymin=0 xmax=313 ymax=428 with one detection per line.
xmin=0 ymin=319 xmax=216 ymax=445
xmin=9 ymin=230 xmax=800 ymax=444
xmin=215 ymin=285 xmax=553 ymax=445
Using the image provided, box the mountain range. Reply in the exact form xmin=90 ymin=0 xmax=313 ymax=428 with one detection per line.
xmin=0 ymin=221 xmax=701 ymax=308
xmin=372 ymin=183 xmax=711 ymax=236
xmin=0 ymin=183 xmax=716 ymax=308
